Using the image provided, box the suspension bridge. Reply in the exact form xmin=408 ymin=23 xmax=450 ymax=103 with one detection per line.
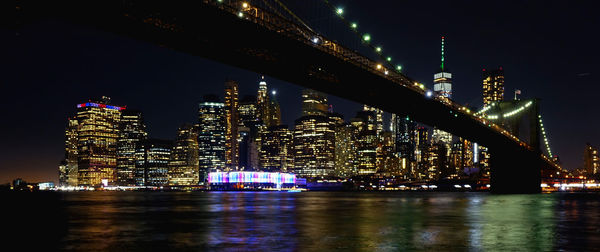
xmin=18 ymin=0 xmax=564 ymax=193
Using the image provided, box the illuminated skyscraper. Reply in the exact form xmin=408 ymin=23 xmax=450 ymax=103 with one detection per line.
xmin=483 ymin=68 xmax=505 ymax=106
xmin=257 ymin=76 xmax=269 ymax=124
xmin=267 ymin=91 xmax=281 ymax=127
xmin=334 ymin=123 xmax=358 ymax=178
xmin=168 ymin=124 xmax=200 ymax=185
xmin=432 ymin=36 xmax=453 ymax=154
xmin=363 ymin=105 xmax=383 ymax=136
xmin=352 ymin=110 xmax=378 ymax=175
xmin=239 ymin=95 xmax=259 ymax=128
xmin=584 ymin=143 xmax=599 ymax=176
xmin=116 ymin=110 xmax=147 ymax=186
xmin=63 ymin=118 xmax=79 ymax=186
xmin=433 ymin=36 xmax=452 ymax=99
xmin=198 ymin=95 xmax=226 ymax=181
xmin=224 ymin=80 xmax=240 ymax=170
xmin=75 ymin=96 xmax=123 ymax=187
xmin=259 ymin=125 xmax=293 ymax=172
xmin=301 ymin=89 xmax=328 ymax=117
xmin=292 ymin=115 xmax=335 ymax=177
xmin=135 ymin=139 xmax=172 ymax=186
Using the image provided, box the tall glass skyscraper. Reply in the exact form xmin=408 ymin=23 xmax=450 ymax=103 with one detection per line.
xmin=198 ymin=95 xmax=226 ymax=181
xmin=224 ymin=80 xmax=240 ymax=171
xmin=117 ymin=110 xmax=147 ymax=186
xmin=74 ymin=96 xmax=123 ymax=187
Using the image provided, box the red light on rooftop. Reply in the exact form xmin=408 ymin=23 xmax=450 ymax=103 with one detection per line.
xmin=483 ymin=68 xmax=486 ymax=71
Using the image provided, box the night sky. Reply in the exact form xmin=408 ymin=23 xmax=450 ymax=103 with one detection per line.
xmin=4 ymin=0 xmax=599 ymax=183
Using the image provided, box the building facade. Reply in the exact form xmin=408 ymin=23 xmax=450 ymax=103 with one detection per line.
xmin=198 ymin=95 xmax=226 ymax=181
xmin=224 ymin=80 xmax=240 ymax=170
xmin=168 ymin=124 xmax=200 ymax=185
xmin=75 ymin=97 xmax=123 ymax=187
xmin=135 ymin=139 xmax=172 ymax=186
xmin=483 ymin=68 xmax=505 ymax=106
xmin=116 ymin=110 xmax=147 ymax=186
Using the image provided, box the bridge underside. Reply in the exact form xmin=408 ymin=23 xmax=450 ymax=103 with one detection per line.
xmin=22 ymin=0 xmax=543 ymax=193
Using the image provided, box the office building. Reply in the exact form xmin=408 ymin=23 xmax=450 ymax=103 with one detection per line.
xmin=352 ymin=110 xmax=378 ymax=175
xmin=198 ymin=95 xmax=226 ymax=181
xmin=116 ymin=110 xmax=147 ymax=186
xmin=483 ymin=68 xmax=505 ymax=106
xmin=168 ymin=124 xmax=200 ymax=185
xmin=259 ymin=125 xmax=293 ymax=172
xmin=135 ymin=139 xmax=172 ymax=186
xmin=75 ymin=97 xmax=123 ymax=187
xmin=301 ymin=89 xmax=328 ymax=116
xmin=334 ymin=123 xmax=358 ymax=178
xmin=292 ymin=115 xmax=335 ymax=177
xmin=224 ymin=80 xmax=240 ymax=170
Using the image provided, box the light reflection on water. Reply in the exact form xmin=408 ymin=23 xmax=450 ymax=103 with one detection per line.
xmin=57 ymin=192 xmax=600 ymax=251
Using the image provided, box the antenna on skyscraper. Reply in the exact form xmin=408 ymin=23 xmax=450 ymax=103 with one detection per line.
xmin=440 ymin=36 xmax=445 ymax=71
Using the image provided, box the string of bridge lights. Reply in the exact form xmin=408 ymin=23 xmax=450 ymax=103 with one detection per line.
xmin=539 ymin=115 xmax=553 ymax=157
xmin=482 ymin=101 xmax=533 ymax=120
xmin=321 ymin=1 xmax=404 ymax=73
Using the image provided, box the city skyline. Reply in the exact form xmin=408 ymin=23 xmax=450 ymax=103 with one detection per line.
xmin=7 ymin=1 xmax=600 ymax=183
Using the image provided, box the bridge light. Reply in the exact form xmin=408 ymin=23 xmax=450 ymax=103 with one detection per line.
xmin=376 ymin=47 xmax=382 ymax=53
xmin=242 ymin=2 xmax=248 ymax=8
xmin=376 ymin=64 xmax=382 ymax=69
xmin=272 ymin=90 xmax=277 ymax=95
xmin=238 ymin=12 xmax=244 ymax=18
xmin=363 ymin=34 xmax=371 ymax=42
xmin=426 ymin=91 xmax=433 ymax=97
xmin=396 ymin=65 xmax=402 ymax=71
xmin=384 ymin=70 xmax=389 ymax=75
xmin=386 ymin=57 xmax=392 ymax=61
xmin=312 ymin=37 xmax=319 ymax=44
xmin=351 ymin=23 xmax=357 ymax=29
xmin=336 ymin=8 xmax=344 ymax=15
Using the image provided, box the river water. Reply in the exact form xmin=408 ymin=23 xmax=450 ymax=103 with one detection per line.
xmin=44 ymin=192 xmax=600 ymax=251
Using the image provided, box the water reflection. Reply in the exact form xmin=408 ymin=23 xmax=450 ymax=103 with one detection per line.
xmin=56 ymin=192 xmax=599 ymax=251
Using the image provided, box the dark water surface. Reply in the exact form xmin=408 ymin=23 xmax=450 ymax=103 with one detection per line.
xmin=46 ymin=192 xmax=600 ymax=251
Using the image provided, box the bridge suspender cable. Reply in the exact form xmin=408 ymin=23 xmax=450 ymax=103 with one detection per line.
xmin=264 ymin=0 xmax=316 ymax=32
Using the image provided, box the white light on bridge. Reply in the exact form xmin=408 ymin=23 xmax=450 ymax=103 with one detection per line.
xmin=272 ymin=90 xmax=277 ymax=95
xmin=363 ymin=34 xmax=371 ymax=42
xmin=242 ymin=2 xmax=248 ymax=8
xmin=312 ymin=37 xmax=319 ymax=43
xmin=426 ymin=91 xmax=433 ymax=97
xmin=336 ymin=8 xmax=344 ymax=15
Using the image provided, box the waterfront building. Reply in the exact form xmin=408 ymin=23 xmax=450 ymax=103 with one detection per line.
xmin=483 ymin=68 xmax=505 ymax=106
xmin=208 ymin=171 xmax=296 ymax=190
xmin=198 ymin=95 xmax=226 ymax=181
xmin=259 ymin=125 xmax=293 ymax=172
xmin=292 ymin=115 xmax=335 ymax=177
xmin=168 ymin=124 xmax=200 ymax=185
xmin=135 ymin=139 xmax=172 ymax=186
xmin=224 ymin=80 xmax=240 ymax=170
xmin=584 ymin=143 xmax=599 ymax=176
xmin=352 ymin=110 xmax=378 ymax=175
xmin=116 ymin=110 xmax=147 ymax=186
xmin=58 ymin=160 xmax=68 ymax=186
xmin=63 ymin=118 xmax=79 ymax=186
xmin=334 ymin=123 xmax=358 ymax=178
xmin=75 ymin=96 xmax=123 ymax=187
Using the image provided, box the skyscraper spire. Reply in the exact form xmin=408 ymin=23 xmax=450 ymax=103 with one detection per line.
xmin=441 ymin=36 xmax=445 ymax=71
